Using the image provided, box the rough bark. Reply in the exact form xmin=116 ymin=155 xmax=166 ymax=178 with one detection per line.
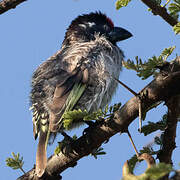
xmin=17 ymin=58 xmax=180 ymax=180
xmin=157 ymin=96 xmax=180 ymax=164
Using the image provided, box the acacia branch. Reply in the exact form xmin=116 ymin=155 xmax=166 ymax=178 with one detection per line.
xmin=0 ymin=0 xmax=27 ymax=15
xmin=141 ymin=0 xmax=178 ymax=26
xmin=17 ymin=57 xmax=180 ymax=180
xmin=157 ymin=96 xmax=180 ymax=164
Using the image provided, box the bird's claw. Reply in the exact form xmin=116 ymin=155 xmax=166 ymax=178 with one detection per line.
xmin=60 ymin=131 xmax=75 ymax=156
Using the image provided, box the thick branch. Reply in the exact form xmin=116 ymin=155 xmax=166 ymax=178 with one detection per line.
xmin=17 ymin=57 xmax=180 ymax=180
xmin=141 ymin=0 xmax=178 ymax=26
xmin=0 ymin=0 xmax=27 ymax=15
xmin=157 ymin=96 xmax=180 ymax=164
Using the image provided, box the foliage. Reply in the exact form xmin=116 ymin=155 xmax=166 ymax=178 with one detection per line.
xmin=125 ymin=151 xmax=172 ymax=180
xmin=128 ymin=147 xmax=156 ymax=174
xmin=116 ymin=0 xmax=180 ymax=34
xmin=91 ymin=147 xmax=106 ymax=159
xmin=63 ymin=103 xmax=121 ymax=130
xmin=115 ymin=0 xmax=131 ymax=10
xmin=123 ymin=157 xmax=172 ymax=180
xmin=54 ymin=142 xmax=62 ymax=155
xmin=123 ymin=46 xmax=176 ymax=79
xmin=6 ymin=152 xmax=25 ymax=174
xmin=141 ymin=113 xmax=167 ymax=136
xmin=145 ymin=163 xmax=172 ymax=180
xmin=54 ymin=135 xmax=77 ymax=155
xmin=63 ymin=109 xmax=89 ymax=130
xmin=59 ymin=103 xmax=122 ymax=155
xmin=154 ymin=134 xmax=164 ymax=147
xmin=168 ymin=0 xmax=180 ymax=20
xmin=58 ymin=83 xmax=86 ymax=130
xmin=128 ymin=112 xmax=170 ymax=175
xmin=173 ymin=21 xmax=180 ymax=33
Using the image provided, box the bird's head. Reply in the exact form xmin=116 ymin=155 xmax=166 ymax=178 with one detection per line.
xmin=63 ymin=11 xmax=132 ymax=46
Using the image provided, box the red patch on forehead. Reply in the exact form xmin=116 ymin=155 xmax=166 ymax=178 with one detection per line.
xmin=106 ymin=17 xmax=114 ymax=28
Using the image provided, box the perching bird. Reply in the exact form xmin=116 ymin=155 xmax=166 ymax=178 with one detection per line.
xmin=30 ymin=11 xmax=132 ymax=177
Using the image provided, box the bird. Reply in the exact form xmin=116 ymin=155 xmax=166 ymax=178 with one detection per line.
xmin=30 ymin=11 xmax=132 ymax=177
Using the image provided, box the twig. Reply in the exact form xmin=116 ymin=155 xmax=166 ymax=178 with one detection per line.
xmin=141 ymin=0 xmax=178 ymax=26
xmin=112 ymin=76 xmax=143 ymax=132
xmin=112 ymin=76 xmax=138 ymax=96
xmin=0 ymin=0 xmax=27 ymax=15
xmin=127 ymin=130 xmax=139 ymax=157
xmin=19 ymin=166 xmax=26 ymax=174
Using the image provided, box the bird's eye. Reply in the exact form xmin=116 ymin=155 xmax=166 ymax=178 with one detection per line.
xmin=103 ymin=24 xmax=111 ymax=31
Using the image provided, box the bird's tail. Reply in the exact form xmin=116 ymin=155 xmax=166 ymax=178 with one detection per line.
xmin=36 ymin=131 xmax=47 ymax=177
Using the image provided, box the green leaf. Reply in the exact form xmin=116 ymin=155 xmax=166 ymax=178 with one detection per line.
xmin=123 ymin=46 xmax=176 ymax=80
xmin=145 ymin=163 xmax=172 ymax=180
xmin=168 ymin=0 xmax=180 ymax=20
xmin=91 ymin=147 xmax=106 ymax=159
xmin=54 ymin=142 xmax=62 ymax=155
xmin=116 ymin=0 xmax=131 ymax=10
xmin=141 ymin=113 xmax=167 ymax=136
xmin=60 ymin=83 xmax=86 ymax=129
xmin=154 ymin=135 xmax=163 ymax=146
xmin=128 ymin=147 xmax=154 ymax=173
xmin=72 ymin=134 xmax=78 ymax=140
xmin=160 ymin=46 xmax=176 ymax=60
xmin=173 ymin=22 xmax=180 ymax=34
xmin=6 ymin=152 xmax=25 ymax=173
xmin=111 ymin=103 xmax=121 ymax=113
xmin=83 ymin=108 xmax=104 ymax=121
xmin=141 ymin=121 xmax=166 ymax=136
xmin=63 ymin=102 xmax=121 ymax=129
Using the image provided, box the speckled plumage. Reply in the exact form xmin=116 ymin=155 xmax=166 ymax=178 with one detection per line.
xmin=31 ymin=35 xmax=123 ymax=133
xmin=30 ymin=12 xmax=132 ymax=177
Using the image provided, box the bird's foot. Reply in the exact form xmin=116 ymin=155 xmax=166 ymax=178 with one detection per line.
xmin=83 ymin=120 xmax=104 ymax=144
xmin=60 ymin=131 xmax=75 ymax=156
xmin=83 ymin=120 xmax=103 ymax=135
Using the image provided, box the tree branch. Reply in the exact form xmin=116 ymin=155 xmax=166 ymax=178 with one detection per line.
xmin=140 ymin=0 xmax=178 ymax=26
xmin=0 ymin=0 xmax=27 ymax=15
xmin=157 ymin=95 xmax=180 ymax=164
xmin=17 ymin=57 xmax=180 ymax=180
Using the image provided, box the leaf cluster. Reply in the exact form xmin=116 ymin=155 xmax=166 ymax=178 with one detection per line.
xmin=173 ymin=21 xmax=180 ymax=33
xmin=145 ymin=163 xmax=172 ymax=180
xmin=63 ymin=103 xmax=121 ymax=130
xmin=123 ymin=46 xmax=175 ymax=80
xmin=54 ymin=135 xmax=78 ymax=155
xmin=128 ymin=112 xmax=168 ymax=174
xmin=128 ymin=147 xmax=155 ymax=173
xmin=123 ymin=162 xmax=172 ymax=180
xmin=141 ymin=113 xmax=167 ymax=136
xmin=116 ymin=0 xmax=131 ymax=10
xmin=91 ymin=147 xmax=106 ymax=159
xmin=6 ymin=152 xmax=25 ymax=173
xmin=168 ymin=0 xmax=180 ymax=20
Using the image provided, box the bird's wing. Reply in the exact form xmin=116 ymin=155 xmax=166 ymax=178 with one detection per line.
xmin=48 ymin=65 xmax=89 ymax=132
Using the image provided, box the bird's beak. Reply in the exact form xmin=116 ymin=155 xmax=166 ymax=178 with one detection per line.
xmin=108 ymin=27 xmax=132 ymax=42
